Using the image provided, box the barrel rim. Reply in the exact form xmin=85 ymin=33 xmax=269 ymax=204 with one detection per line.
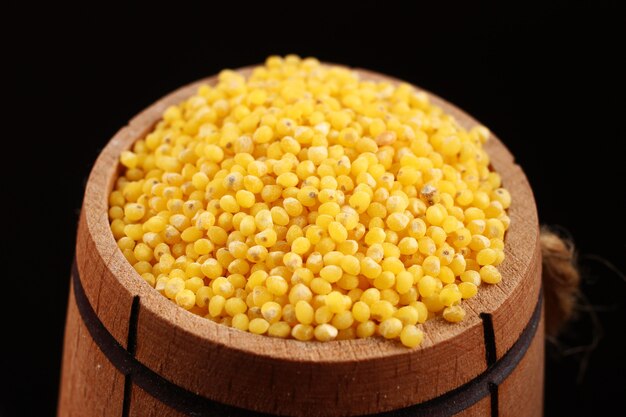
xmin=71 ymin=257 xmax=544 ymax=417
xmin=79 ymin=64 xmax=540 ymax=362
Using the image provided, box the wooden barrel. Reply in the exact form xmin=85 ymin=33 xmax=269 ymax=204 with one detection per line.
xmin=58 ymin=66 xmax=543 ymax=417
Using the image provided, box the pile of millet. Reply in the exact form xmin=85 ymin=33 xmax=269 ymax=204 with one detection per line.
xmin=108 ymin=56 xmax=511 ymax=348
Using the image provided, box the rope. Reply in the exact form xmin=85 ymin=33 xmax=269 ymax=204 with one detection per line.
xmin=540 ymin=228 xmax=581 ymax=336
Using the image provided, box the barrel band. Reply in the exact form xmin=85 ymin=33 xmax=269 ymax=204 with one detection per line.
xmin=71 ymin=260 xmax=542 ymax=417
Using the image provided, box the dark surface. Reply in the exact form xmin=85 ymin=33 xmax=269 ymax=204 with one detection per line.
xmin=4 ymin=1 xmax=625 ymax=416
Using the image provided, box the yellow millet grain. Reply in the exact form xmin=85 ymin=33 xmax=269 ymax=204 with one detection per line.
xmin=109 ymin=55 xmax=511 ymax=348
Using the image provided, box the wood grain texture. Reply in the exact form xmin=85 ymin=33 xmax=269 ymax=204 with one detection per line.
xmin=58 ymin=64 xmax=543 ymax=417
xmin=58 ymin=283 xmax=126 ymax=417
xmin=497 ymin=307 xmax=545 ymax=417
xmin=128 ymin=385 xmax=186 ymax=417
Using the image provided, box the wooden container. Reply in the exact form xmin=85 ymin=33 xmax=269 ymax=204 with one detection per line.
xmin=58 ymin=66 xmax=543 ymax=417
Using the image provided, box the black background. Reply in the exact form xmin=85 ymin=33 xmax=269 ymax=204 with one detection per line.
xmin=4 ymin=1 xmax=625 ymax=416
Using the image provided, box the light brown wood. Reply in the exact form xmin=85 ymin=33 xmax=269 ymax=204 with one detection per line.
xmin=498 ymin=308 xmax=545 ymax=417
xmin=59 ymin=283 xmax=126 ymax=417
xmin=58 ymin=65 xmax=543 ymax=417
xmin=129 ymin=385 xmax=185 ymax=417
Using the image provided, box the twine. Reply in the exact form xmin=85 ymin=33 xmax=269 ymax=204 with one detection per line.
xmin=540 ymin=227 xmax=581 ymax=336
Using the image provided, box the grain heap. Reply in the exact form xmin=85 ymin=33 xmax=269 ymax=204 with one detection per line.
xmin=108 ymin=55 xmax=511 ymax=347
